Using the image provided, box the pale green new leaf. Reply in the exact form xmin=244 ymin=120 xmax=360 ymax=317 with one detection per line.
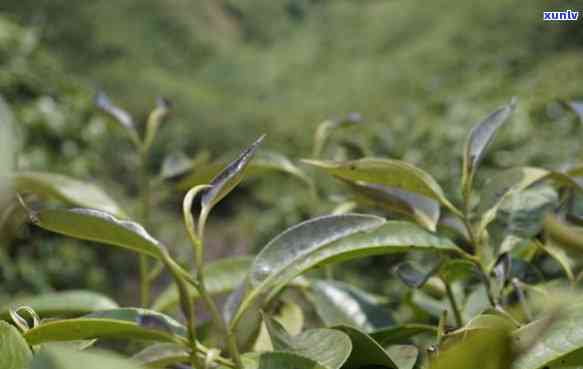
xmin=264 ymin=314 xmax=351 ymax=369
xmin=31 ymin=346 xmax=143 ymax=369
xmin=0 ymin=290 xmax=118 ymax=320
xmin=24 ymin=308 xmax=187 ymax=346
xmin=201 ymin=135 xmax=265 ymax=214
xmin=0 ymin=321 xmax=32 ymax=369
xmin=14 ymin=172 xmax=126 ymax=217
xmin=309 ymin=279 xmax=394 ymax=332
xmin=304 ymin=158 xmax=458 ymax=213
xmin=31 ymin=208 xmax=165 ymax=259
xmin=152 ymin=256 xmax=252 ymax=312
xmin=462 ymin=98 xmax=516 ymax=193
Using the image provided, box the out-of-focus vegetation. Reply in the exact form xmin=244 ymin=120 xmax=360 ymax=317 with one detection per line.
xmin=1 ymin=0 xmax=583 ymax=311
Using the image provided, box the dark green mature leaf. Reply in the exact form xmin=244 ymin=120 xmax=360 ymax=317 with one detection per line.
xmin=152 ymin=256 xmax=252 ymax=312
xmin=309 ymin=280 xmax=394 ymax=332
xmin=249 ymin=214 xmax=460 ymax=303
xmin=14 ymin=172 xmax=126 ymax=217
xmin=31 ymin=208 xmax=165 ymax=258
xmin=477 ymin=167 xmax=549 ymax=236
xmin=201 ymin=135 xmax=265 ymax=213
xmin=31 ymin=346 xmax=143 ymax=369
xmin=132 ymin=343 xmax=190 ymax=368
xmin=344 ymin=180 xmax=440 ymax=231
xmin=178 ymin=151 xmax=313 ymax=190
xmin=386 ymin=345 xmax=418 ymax=369
xmin=512 ymin=305 xmax=583 ymax=369
xmin=334 ymin=325 xmax=398 ymax=369
xmin=264 ymin=315 xmax=351 ymax=369
xmin=0 ymin=290 xmax=118 ymax=320
xmin=462 ymin=98 xmax=516 ymax=192
xmin=304 ymin=158 xmax=457 ymax=212
xmin=0 ymin=321 xmax=32 ymax=369
xmin=370 ymin=324 xmax=436 ymax=346
xmin=250 ymin=352 xmax=329 ymax=369
xmin=24 ymin=308 xmax=187 ymax=346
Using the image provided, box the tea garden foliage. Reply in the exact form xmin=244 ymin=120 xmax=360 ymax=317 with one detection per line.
xmin=3 ymin=1 xmax=583 ymax=368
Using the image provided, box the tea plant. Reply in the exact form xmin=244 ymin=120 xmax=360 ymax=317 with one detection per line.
xmin=2 ymin=96 xmax=583 ymax=369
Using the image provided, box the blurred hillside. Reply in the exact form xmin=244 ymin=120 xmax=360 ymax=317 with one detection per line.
xmin=1 ymin=0 xmax=583 ymax=299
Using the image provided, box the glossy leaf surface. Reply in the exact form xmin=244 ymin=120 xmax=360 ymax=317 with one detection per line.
xmin=32 ymin=208 xmax=165 ymax=258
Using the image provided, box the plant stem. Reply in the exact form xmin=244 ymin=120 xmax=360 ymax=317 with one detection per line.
xmin=139 ymin=149 xmax=151 ymax=307
xmin=443 ymin=279 xmax=463 ymax=327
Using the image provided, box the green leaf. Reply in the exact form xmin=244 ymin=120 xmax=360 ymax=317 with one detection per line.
xmin=0 ymin=321 xmax=32 ymax=369
xmin=178 ymin=150 xmax=311 ymax=190
xmin=304 ymin=158 xmax=458 ymax=213
xmin=31 ymin=208 xmax=165 ymax=259
xmin=334 ymin=325 xmax=398 ymax=369
xmin=143 ymin=97 xmax=171 ymax=152
xmin=31 ymin=346 xmax=144 ymax=369
xmin=544 ymin=214 xmax=583 ymax=255
xmin=343 ymin=180 xmax=440 ymax=231
xmin=370 ymin=324 xmax=436 ymax=346
xmin=24 ymin=308 xmax=187 ymax=346
xmin=394 ymin=260 xmax=441 ymax=289
xmin=132 ymin=343 xmax=189 ymax=368
xmin=386 ymin=345 xmax=418 ymax=369
xmin=512 ymin=305 xmax=583 ymax=369
xmin=253 ymin=301 xmax=304 ymax=351
xmin=0 ymin=290 xmax=118 ymax=320
xmin=429 ymin=318 xmax=513 ymax=369
xmin=152 ymin=256 xmax=252 ymax=312
xmin=201 ymin=135 xmax=265 ymax=214
xmin=309 ymin=279 xmax=394 ymax=332
xmin=462 ymin=98 xmax=517 ymax=193
xmin=14 ymin=172 xmax=126 ymax=217
xmin=477 ymin=167 xmax=549 ymax=237
xmin=263 ymin=314 xmax=351 ymax=369
xmin=248 ymin=352 xmax=329 ymax=369
xmin=438 ymin=259 xmax=476 ymax=284
xmin=250 ymin=215 xmax=459 ymax=301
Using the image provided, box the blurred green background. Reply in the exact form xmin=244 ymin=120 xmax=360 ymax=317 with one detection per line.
xmin=1 ymin=0 xmax=582 ymax=304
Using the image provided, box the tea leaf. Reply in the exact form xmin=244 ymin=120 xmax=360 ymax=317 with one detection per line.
xmin=334 ymin=325 xmax=398 ymax=369
xmin=263 ymin=315 xmax=352 ymax=369
xmin=143 ymin=97 xmax=171 ymax=152
xmin=249 ymin=214 xmax=460 ymax=301
xmin=253 ymin=301 xmax=304 ymax=351
xmin=512 ymin=305 xmax=583 ymax=369
xmin=132 ymin=343 xmax=190 ymax=368
xmin=477 ymin=167 xmax=549 ymax=236
xmin=0 ymin=290 xmax=118 ymax=320
xmin=246 ymin=352 xmax=329 ymax=369
xmin=370 ymin=324 xmax=436 ymax=346
xmin=343 ymin=180 xmax=440 ymax=231
xmin=394 ymin=260 xmax=441 ymax=289
xmin=94 ymin=92 xmax=135 ymax=132
xmin=304 ymin=158 xmax=458 ymax=213
xmin=31 ymin=208 xmax=165 ymax=259
xmin=178 ymin=151 xmax=312 ymax=190
xmin=201 ymin=135 xmax=265 ymax=214
xmin=14 ymin=172 xmax=126 ymax=217
xmin=462 ymin=98 xmax=517 ymax=193
xmin=152 ymin=256 xmax=252 ymax=312
xmin=24 ymin=308 xmax=187 ymax=346
xmin=0 ymin=321 xmax=32 ymax=369
xmin=309 ymin=279 xmax=394 ymax=332
xmin=31 ymin=346 xmax=144 ymax=369
xmin=544 ymin=214 xmax=583 ymax=255
xmin=386 ymin=345 xmax=418 ymax=369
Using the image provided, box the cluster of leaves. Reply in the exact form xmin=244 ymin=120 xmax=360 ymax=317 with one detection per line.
xmin=4 ymin=93 xmax=583 ymax=369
